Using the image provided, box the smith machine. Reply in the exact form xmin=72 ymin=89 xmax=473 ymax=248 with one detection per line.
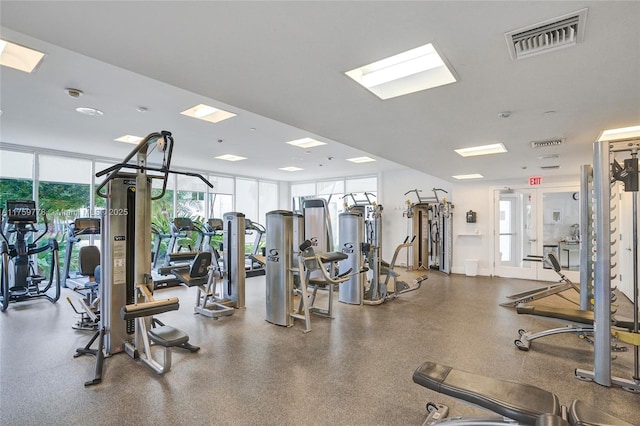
xmin=575 ymin=138 xmax=640 ymax=392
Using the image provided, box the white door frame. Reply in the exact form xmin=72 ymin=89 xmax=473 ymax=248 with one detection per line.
xmin=491 ymin=183 xmax=580 ymax=282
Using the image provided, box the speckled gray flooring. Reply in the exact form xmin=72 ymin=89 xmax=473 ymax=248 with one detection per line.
xmin=1 ymin=273 xmax=638 ymax=425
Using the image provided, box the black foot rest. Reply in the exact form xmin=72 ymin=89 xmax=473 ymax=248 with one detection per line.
xmin=148 ymin=326 xmax=189 ymax=347
xmin=413 ymin=361 xmax=561 ymax=424
xmin=568 ymin=400 xmax=633 ymax=426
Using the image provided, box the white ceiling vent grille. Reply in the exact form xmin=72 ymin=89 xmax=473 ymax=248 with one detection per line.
xmin=530 ymin=138 xmax=564 ymax=148
xmin=505 ymin=8 xmax=588 ymax=60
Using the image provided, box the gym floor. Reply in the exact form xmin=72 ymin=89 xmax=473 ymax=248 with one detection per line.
xmin=1 ymin=272 xmax=638 ymax=425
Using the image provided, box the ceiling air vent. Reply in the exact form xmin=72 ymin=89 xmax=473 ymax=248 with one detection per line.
xmin=541 ymin=165 xmax=561 ymax=170
xmin=505 ymin=8 xmax=588 ymax=60
xmin=530 ymin=138 xmax=564 ymax=148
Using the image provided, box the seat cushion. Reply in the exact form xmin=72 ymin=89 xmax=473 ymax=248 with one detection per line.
xmin=148 ymin=325 xmax=189 ymax=347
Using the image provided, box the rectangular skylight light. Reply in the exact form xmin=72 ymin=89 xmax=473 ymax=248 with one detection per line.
xmin=0 ymin=39 xmax=45 ymax=73
xmin=181 ymin=104 xmax=236 ymax=124
xmin=345 ymin=43 xmax=457 ymax=100
xmin=215 ymin=154 xmax=247 ymax=162
xmin=455 ymin=143 xmax=507 ymax=157
xmin=597 ymin=125 xmax=640 ymax=142
xmin=114 ymin=135 xmax=143 ymax=144
xmin=346 ymin=156 xmax=376 ymax=163
xmin=286 ymin=138 xmax=327 ymax=148
xmin=279 ymin=166 xmax=304 ymax=172
xmin=452 ymin=174 xmax=484 ymax=180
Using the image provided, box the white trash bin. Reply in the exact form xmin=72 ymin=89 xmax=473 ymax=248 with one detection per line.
xmin=464 ymin=259 xmax=479 ymax=276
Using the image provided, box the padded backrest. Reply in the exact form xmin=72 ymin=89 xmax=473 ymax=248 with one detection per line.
xmin=79 ymin=245 xmax=100 ymax=276
xmin=547 ymin=252 xmax=561 ymax=272
xmin=189 ymin=252 xmax=212 ymax=278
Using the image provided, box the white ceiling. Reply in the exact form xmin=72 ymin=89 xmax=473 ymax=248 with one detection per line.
xmin=1 ymin=1 xmax=639 ymax=184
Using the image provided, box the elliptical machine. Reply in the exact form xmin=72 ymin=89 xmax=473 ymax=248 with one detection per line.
xmin=0 ymin=200 xmax=61 ymax=311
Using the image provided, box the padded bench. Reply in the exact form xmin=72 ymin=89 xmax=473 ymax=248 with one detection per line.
xmin=413 ymin=361 xmax=633 ymax=426
xmin=413 ymin=361 xmax=560 ymax=424
xmin=516 ymin=303 xmax=635 ymax=330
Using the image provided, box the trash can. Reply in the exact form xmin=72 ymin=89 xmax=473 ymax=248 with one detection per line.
xmin=464 ymin=259 xmax=479 ymax=276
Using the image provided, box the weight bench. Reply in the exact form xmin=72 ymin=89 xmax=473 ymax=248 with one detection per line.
xmin=121 ymin=287 xmax=199 ymax=376
xmin=413 ymin=361 xmax=632 ymax=425
xmin=171 ymin=252 xmax=234 ymax=319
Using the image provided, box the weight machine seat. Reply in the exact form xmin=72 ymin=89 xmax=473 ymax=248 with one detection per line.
xmin=317 ymin=252 xmax=348 ymax=263
xmin=412 ymin=361 xmax=561 ymax=424
xmin=516 ymin=304 xmax=635 ymax=329
xmin=148 ymin=325 xmax=189 ymax=348
xmin=78 ymin=245 xmax=100 ymax=277
xmin=171 ymin=252 xmax=212 ymax=287
xmin=568 ymin=400 xmax=633 ymax=426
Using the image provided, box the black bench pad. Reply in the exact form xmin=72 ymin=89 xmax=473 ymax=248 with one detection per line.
xmin=568 ymin=400 xmax=633 ymax=426
xmin=413 ymin=361 xmax=561 ymax=424
xmin=148 ymin=326 xmax=189 ymax=347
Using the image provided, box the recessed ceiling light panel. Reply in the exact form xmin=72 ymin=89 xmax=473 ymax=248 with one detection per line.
xmin=181 ymin=103 xmax=236 ymax=124
xmin=346 ymin=156 xmax=376 ymax=163
xmin=279 ymin=166 xmax=304 ymax=172
xmin=114 ymin=135 xmax=143 ymax=144
xmin=76 ymin=107 xmax=104 ymax=117
xmin=452 ymin=174 xmax=484 ymax=180
xmin=286 ymin=138 xmax=327 ymax=149
xmin=215 ymin=154 xmax=247 ymax=162
xmin=454 ymin=143 xmax=507 ymax=157
xmin=598 ymin=125 xmax=640 ymax=142
xmin=0 ymin=39 xmax=45 ymax=73
xmin=345 ymin=43 xmax=457 ymax=100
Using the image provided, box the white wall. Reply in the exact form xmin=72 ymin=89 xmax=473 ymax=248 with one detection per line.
xmin=450 ymin=183 xmax=494 ymax=275
xmin=380 ymin=170 xmax=581 ymax=277
xmin=450 ymin=177 xmax=580 ymax=276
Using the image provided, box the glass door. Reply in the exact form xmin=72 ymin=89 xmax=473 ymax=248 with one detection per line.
xmin=494 ymin=188 xmax=537 ymax=279
xmin=538 ymin=188 xmax=580 ymax=282
xmin=493 ymin=186 xmax=580 ymax=282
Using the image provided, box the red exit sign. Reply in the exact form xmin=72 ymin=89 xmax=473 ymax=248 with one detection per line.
xmin=529 ymin=176 xmax=542 ymax=186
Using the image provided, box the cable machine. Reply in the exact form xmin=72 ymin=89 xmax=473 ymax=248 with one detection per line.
xmin=75 ymin=131 xmax=212 ymax=386
xmin=575 ymin=138 xmax=640 ymax=392
xmin=404 ymin=188 xmax=453 ymax=274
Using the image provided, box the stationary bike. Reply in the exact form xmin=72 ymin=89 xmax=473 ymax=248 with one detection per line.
xmin=0 ymin=200 xmax=61 ymax=311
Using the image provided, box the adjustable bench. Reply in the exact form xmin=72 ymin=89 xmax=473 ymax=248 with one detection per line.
xmin=413 ymin=361 xmax=632 ymax=425
xmin=514 ymin=303 xmax=635 ymax=351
